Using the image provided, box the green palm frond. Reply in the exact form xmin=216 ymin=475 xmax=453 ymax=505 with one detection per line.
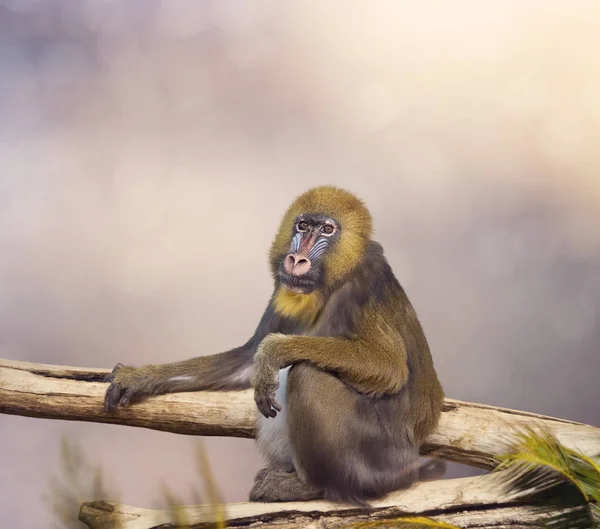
xmin=495 ymin=426 xmax=600 ymax=529
xmin=352 ymin=516 xmax=461 ymax=528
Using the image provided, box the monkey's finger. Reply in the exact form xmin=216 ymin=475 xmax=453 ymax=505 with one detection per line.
xmin=256 ymin=400 xmax=274 ymax=418
xmin=255 ymin=393 xmax=278 ymax=418
xmin=265 ymin=400 xmax=279 ymax=418
xmin=104 ymin=383 xmax=123 ymax=413
xmin=118 ymin=388 xmax=136 ymax=408
xmin=269 ymin=396 xmax=282 ymax=413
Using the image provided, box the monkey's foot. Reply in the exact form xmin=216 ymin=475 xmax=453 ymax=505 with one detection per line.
xmin=249 ymin=468 xmax=323 ymax=502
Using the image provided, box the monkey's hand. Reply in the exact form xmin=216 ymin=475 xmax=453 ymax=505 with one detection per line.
xmin=252 ymin=339 xmax=281 ymax=419
xmin=104 ymin=363 xmax=154 ymax=413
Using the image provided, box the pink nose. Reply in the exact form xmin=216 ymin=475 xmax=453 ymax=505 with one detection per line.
xmin=284 ymin=253 xmax=312 ymax=276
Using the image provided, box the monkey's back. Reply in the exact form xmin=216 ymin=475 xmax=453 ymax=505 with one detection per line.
xmin=387 ymin=288 xmax=445 ymax=442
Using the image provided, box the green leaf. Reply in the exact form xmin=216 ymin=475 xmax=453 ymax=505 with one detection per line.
xmin=495 ymin=426 xmax=600 ymax=529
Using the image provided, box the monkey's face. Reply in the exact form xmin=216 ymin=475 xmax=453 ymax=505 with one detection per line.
xmin=277 ymin=213 xmax=339 ymax=294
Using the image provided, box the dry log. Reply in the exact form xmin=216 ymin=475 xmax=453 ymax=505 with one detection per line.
xmin=78 ymin=471 xmax=559 ymax=529
xmin=1 ymin=358 xmax=599 ymax=471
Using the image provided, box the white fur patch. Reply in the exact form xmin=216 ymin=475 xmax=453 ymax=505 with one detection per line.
xmin=167 ymin=375 xmax=195 ymax=382
xmin=228 ymin=364 xmax=253 ymax=385
xmin=255 ymin=367 xmax=293 ymax=469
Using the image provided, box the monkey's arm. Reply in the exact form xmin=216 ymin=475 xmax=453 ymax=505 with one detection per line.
xmin=252 ymin=333 xmax=408 ymax=418
xmin=104 ymin=301 xmax=298 ymax=413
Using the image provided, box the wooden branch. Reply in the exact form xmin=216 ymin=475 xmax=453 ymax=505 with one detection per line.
xmin=78 ymin=471 xmax=559 ymax=529
xmin=0 ymin=359 xmax=256 ymax=438
xmin=2 ymin=358 xmax=599 ymax=471
xmin=3 ymin=358 xmax=597 ymax=529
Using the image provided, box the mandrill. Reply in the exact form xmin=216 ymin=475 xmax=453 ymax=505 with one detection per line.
xmin=104 ymin=185 xmax=444 ymax=505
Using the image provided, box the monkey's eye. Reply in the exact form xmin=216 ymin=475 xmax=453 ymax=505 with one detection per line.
xmin=321 ymin=224 xmax=335 ymax=235
xmin=297 ymin=221 xmax=309 ymax=232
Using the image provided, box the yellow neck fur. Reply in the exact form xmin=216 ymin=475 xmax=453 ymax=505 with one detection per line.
xmin=273 ymin=287 xmax=324 ymax=325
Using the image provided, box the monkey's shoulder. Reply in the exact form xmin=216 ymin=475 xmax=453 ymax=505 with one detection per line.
xmin=348 ymin=240 xmax=406 ymax=305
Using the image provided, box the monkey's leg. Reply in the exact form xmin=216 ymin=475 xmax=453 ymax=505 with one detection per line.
xmin=248 ymin=468 xmax=323 ymax=502
xmin=287 ymin=364 xmax=420 ymax=506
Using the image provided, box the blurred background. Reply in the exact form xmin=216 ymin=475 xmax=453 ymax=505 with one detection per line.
xmin=0 ymin=0 xmax=599 ymax=526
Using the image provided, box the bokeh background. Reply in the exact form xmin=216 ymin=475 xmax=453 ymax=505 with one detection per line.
xmin=1 ymin=1 xmax=599 ymax=526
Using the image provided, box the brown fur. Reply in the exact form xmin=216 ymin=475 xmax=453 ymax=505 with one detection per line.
xmin=104 ymin=186 xmax=444 ymax=505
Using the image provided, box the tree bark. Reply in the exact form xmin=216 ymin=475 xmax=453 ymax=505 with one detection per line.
xmin=1 ymin=358 xmax=599 ymax=471
xmin=78 ymin=471 xmax=558 ymax=529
